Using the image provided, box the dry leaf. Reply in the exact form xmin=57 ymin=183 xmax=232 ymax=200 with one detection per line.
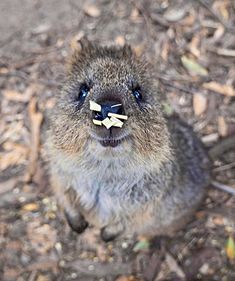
xmin=226 ymin=236 xmax=235 ymax=260
xmin=0 ymin=67 xmax=9 ymax=74
xmin=189 ymin=35 xmax=200 ymax=58
xmin=3 ymin=87 xmax=33 ymax=103
xmin=45 ymin=97 xmax=56 ymax=109
xmin=83 ymin=4 xmax=101 ymax=17
xmin=213 ymin=25 xmax=225 ymax=40
xmin=201 ymin=133 xmax=219 ymax=143
xmin=0 ymin=143 xmax=29 ymax=171
xmin=180 ymin=11 xmax=196 ymax=26
xmin=115 ymin=277 xmax=130 ymax=281
xmin=162 ymin=102 xmax=174 ymax=116
xmin=212 ymin=215 xmax=224 ymax=226
xmin=181 ymin=55 xmax=208 ymax=76
xmin=164 ymin=8 xmax=187 ymax=22
xmin=133 ymin=239 xmax=150 ymax=252
xmin=165 ymin=252 xmax=186 ymax=278
xmin=70 ymin=32 xmax=85 ymax=51
xmin=24 ymin=98 xmax=43 ymax=182
xmin=213 ymin=1 xmax=229 ymax=20
xmin=3 ymin=90 xmax=28 ymax=102
xmin=218 ymin=116 xmax=228 ymax=137
xmin=193 ymin=93 xmax=207 ymax=116
xmin=1 ymin=121 xmax=24 ymax=144
xmin=161 ymin=41 xmax=170 ymax=61
xmin=22 ymin=203 xmax=40 ymax=211
xmin=133 ymin=43 xmax=145 ymax=57
xmin=27 ymin=221 xmax=57 ymax=254
xmin=115 ymin=276 xmax=137 ymax=281
xmin=130 ymin=8 xmax=140 ymax=22
xmin=96 ymin=245 xmax=108 ymax=262
xmin=203 ymin=82 xmax=235 ymax=96
xmin=36 ymin=274 xmax=50 ymax=281
xmin=3 ymin=268 xmax=19 ymax=280
xmin=0 ymin=178 xmax=17 ymax=195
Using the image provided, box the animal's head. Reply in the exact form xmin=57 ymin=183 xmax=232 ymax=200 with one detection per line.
xmin=50 ymin=38 xmax=172 ymax=168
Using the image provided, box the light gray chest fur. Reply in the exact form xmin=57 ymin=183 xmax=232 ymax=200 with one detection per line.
xmin=54 ymin=150 xmax=166 ymax=224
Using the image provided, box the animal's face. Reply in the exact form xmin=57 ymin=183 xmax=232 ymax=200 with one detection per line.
xmin=50 ymin=39 xmax=171 ymax=167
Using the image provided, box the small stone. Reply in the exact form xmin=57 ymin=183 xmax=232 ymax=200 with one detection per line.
xmin=71 ymin=272 xmax=78 ymax=279
xmin=121 ymin=242 xmax=129 ymax=249
xmin=42 ymin=197 xmax=50 ymax=204
xmin=18 ymin=196 xmax=26 ymax=203
xmin=88 ymin=264 xmax=95 ymax=271
xmin=55 ymin=242 xmax=62 ymax=253
xmin=93 ymin=256 xmax=99 ymax=262
xmin=83 ymin=4 xmax=101 ymax=17
xmin=199 ymin=263 xmax=209 ymax=275
xmin=59 ymin=260 xmax=66 ymax=267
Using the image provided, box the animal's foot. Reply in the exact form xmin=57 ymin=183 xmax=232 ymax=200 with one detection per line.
xmin=100 ymin=222 xmax=124 ymax=242
xmin=64 ymin=211 xmax=88 ymax=234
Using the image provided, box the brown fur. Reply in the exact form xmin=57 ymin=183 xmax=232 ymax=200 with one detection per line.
xmin=46 ymin=39 xmax=211 ymax=240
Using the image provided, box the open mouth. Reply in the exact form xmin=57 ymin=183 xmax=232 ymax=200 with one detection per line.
xmin=89 ymin=130 xmax=130 ymax=148
xmin=99 ymin=138 xmax=122 ymax=147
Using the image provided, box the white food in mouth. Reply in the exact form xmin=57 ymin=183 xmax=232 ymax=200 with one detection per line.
xmin=102 ymin=117 xmax=114 ymax=129
xmin=89 ymin=100 xmax=101 ymax=112
xmin=110 ymin=116 xmax=123 ymax=127
xmin=90 ymin=100 xmax=127 ymax=129
xmin=92 ymin=119 xmax=102 ymax=126
xmin=108 ymin=112 xmax=128 ymax=120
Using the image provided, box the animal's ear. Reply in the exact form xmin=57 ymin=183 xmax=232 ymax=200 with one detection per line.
xmin=70 ymin=35 xmax=94 ymax=53
xmin=122 ymin=44 xmax=133 ymax=57
xmin=68 ymin=36 xmax=95 ymax=73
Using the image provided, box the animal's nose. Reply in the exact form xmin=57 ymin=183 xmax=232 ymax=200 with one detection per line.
xmin=93 ymin=101 xmax=124 ymax=121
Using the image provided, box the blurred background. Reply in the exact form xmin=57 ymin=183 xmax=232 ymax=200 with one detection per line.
xmin=0 ymin=0 xmax=235 ymax=280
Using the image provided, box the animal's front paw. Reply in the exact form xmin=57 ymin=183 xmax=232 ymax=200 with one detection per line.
xmin=100 ymin=222 xmax=124 ymax=242
xmin=64 ymin=211 xmax=88 ymax=234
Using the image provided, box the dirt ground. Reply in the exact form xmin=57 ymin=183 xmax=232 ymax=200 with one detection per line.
xmin=0 ymin=0 xmax=235 ymax=280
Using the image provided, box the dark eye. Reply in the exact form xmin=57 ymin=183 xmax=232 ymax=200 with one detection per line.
xmin=132 ymin=86 xmax=142 ymax=102
xmin=78 ymin=84 xmax=90 ymax=102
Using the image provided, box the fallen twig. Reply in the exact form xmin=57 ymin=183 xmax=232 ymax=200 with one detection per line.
xmin=21 ymin=260 xmax=58 ymax=274
xmin=207 ymin=47 xmax=235 ymax=57
xmin=205 ymin=206 xmax=235 ymax=222
xmin=209 ymin=134 xmax=235 ymax=159
xmin=0 ymin=192 xmax=38 ymax=209
xmin=165 ymin=252 xmax=186 ymax=280
xmin=24 ymin=98 xmax=43 ymax=183
xmin=212 ymin=181 xmax=235 ymax=196
xmin=213 ymin=161 xmax=235 ymax=172
xmin=0 ymin=178 xmax=18 ymax=195
xmin=143 ymin=251 xmax=164 ymax=281
xmin=161 ymin=80 xmax=197 ymax=95
xmin=65 ymin=259 xmax=133 ymax=277
xmin=197 ymin=0 xmax=234 ymax=32
xmin=27 ymin=270 xmax=37 ymax=281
